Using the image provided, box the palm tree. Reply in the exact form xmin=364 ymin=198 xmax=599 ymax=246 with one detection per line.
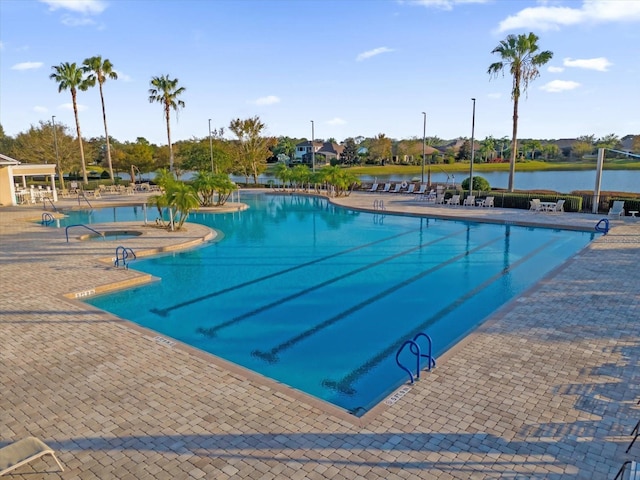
xmin=50 ymin=62 xmax=91 ymax=184
xmin=488 ymin=32 xmax=553 ymax=192
xmin=83 ymin=55 xmax=118 ymax=182
xmin=148 ymin=75 xmax=186 ymax=172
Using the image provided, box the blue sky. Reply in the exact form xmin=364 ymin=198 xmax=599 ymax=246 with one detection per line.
xmin=1 ymin=0 xmax=639 ymax=146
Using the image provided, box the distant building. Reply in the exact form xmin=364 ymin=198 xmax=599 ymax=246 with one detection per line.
xmin=294 ymin=141 xmax=345 ymax=166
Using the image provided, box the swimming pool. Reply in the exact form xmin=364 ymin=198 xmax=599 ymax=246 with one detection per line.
xmin=67 ymin=194 xmax=595 ymax=415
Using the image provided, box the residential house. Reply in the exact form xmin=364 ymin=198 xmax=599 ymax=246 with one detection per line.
xmin=294 ymin=141 xmax=345 ymax=166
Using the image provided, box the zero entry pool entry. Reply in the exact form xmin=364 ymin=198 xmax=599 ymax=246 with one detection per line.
xmin=78 ymin=193 xmax=595 ymax=416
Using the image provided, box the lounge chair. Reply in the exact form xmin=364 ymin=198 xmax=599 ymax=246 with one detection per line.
xmin=463 ymin=195 xmax=475 ymax=207
xmin=413 ymin=184 xmax=427 ymax=195
xmin=388 ymin=184 xmax=402 ymax=194
xmin=381 ymin=183 xmax=391 ymax=193
xmin=530 ymin=199 xmax=542 ymax=212
xmin=548 ymin=199 xmax=565 ymax=213
xmin=446 ymin=194 xmax=460 ymax=206
xmin=0 ymin=437 xmax=64 ymax=476
xmin=404 ymin=184 xmax=416 ymax=194
xmin=435 ymin=193 xmax=445 ymax=205
xmin=367 ymin=183 xmax=379 ymax=192
xmin=608 ymin=200 xmax=625 ymax=217
xmin=481 ymin=196 xmax=494 ymax=208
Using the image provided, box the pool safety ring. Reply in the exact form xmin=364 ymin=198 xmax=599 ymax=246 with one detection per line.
xmin=401 ymin=181 xmax=408 ymax=189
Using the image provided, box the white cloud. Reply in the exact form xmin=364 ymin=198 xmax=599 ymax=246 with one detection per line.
xmin=61 ymin=102 xmax=87 ymax=112
xmin=497 ymin=0 xmax=640 ymax=32
xmin=326 ymin=117 xmax=346 ymax=126
xmin=11 ymin=62 xmax=44 ymax=71
xmin=564 ymin=57 xmax=612 ymax=72
xmin=33 ymin=106 xmax=48 ymax=113
xmin=40 ymin=0 xmax=107 ymax=15
xmin=540 ymin=80 xmax=581 ymax=93
xmin=254 ymin=95 xmax=280 ymax=106
xmin=402 ymin=0 xmax=489 ymax=11
xmin=61 ymin=15 xmax=96 ymax=26
xmin=356 ymin=47 xmax=394 ymax=62
xmin=548 ymin=66 xmax=564 ymax=73
xmin=487 ymin=92 xmax=501 ymax=99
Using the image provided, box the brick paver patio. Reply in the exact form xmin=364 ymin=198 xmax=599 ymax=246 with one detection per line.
xmin=1 ymin=191 xmax=638 ymax=479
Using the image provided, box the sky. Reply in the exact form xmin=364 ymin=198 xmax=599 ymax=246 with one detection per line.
xmin=1 ymin=0 xmax=639 ymax=147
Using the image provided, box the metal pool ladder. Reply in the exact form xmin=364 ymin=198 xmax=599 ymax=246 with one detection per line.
xmin=395 ymin=332 xmax=436 ymax=384
xmin=114 ymin=246 xmax=136 ymax=269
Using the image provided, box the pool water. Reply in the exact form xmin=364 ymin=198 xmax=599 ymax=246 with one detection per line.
xmin=70 ymin=194 xmax=594 ymax=416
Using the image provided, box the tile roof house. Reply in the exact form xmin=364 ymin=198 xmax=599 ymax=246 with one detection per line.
xmin=294 ymin=141 xmax=345 ymax=165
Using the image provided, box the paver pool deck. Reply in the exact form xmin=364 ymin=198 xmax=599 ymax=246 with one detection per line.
xmin=1 ymin=190 xmax=639 ymax=479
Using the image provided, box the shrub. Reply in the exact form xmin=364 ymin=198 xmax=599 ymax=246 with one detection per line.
xmin=461 ymin=176 xmax=491 ymax=192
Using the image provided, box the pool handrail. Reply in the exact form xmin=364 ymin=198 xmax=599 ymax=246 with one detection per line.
xmin=396 ymin=340 xmax=421 ymax=384
xmin=65 ymin=224 xmax=103 ymax=243
xmin=114 ymin=245 xmax=136 ymax=269
xmin=41 ymin=212 xmax=55 ymax=226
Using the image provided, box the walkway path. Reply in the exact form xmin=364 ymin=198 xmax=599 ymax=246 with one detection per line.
xmin=1 ymin=191 xmax=639 ymax=479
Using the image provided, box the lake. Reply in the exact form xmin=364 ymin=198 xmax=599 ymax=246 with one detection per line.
xmin=356 ymin=169 xmax=640 ymax=193
xmin=126 ymin=169 xmax=640 ymax=194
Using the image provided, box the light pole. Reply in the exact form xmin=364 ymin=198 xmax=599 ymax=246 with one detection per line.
xmin=310 ymin=120 xmax=315 ymax=172
xmin=208 ymin=118 xmax=214 ymax=173
xmin=421 ymin=112 xmax=426 ymax=184
xmin=469 ymin=98 xmax=476 ymax=197
xmin=52 ymin=115 xmax=62 ymax=189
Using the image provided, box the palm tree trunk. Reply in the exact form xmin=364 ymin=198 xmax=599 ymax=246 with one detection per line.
xmin=165 ymin=103 xmax=173 ymax=171
xmin=72 ymin=89 xmax=88 ymax=184
xmin=509 ymin=94 xmax=519 ymax=192
xmin=99 ymin=82 xmax=115 ymax=182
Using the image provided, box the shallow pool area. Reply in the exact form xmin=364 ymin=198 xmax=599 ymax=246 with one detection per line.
xmin=68 ymin=194 xmax=595 ymax=415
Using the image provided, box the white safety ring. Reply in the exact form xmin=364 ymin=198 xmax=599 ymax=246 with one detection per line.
xmin=401 ymin=181 xmax=408 ymax=189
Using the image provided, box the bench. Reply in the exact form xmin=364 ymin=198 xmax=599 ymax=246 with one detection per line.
xmin=0 ymin=437 xmax=64 ymax=476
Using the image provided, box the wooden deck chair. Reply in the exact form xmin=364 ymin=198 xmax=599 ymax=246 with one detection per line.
xmin=0 ymin=437 xmax=64 ymax=476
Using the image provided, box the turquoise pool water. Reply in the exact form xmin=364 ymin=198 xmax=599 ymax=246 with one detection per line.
xmin=66 ymin=194 xmax=595 ymax=416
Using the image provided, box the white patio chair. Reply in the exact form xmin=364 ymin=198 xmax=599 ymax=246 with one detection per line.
xmin=608 ymin=201 xmax=625 ymax=217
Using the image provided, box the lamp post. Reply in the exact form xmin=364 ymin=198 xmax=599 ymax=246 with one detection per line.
xmin=208 ymin=118 xmax=214 ymax=173
xmin=469 ymin=98 xmax=476 ymax=197
xmin=310 ymin=120 xmax=315 ymax=172
xmin=51 ymin=115 xmax=62 ymax=189
xmin=421 ymin=112 xmax=426 ymax=184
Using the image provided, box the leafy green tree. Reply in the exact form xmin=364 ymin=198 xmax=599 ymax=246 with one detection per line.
xmin=488 ymin=32 xmax=553 ymax=191
xmin=479 ymin=136 xmax=496 ymax=162
xmin=572 ymin=138 xmax=594 ymax=159
xmin=272 ymin=136 xmax=297 ymax=162
xmin=148 ymin=74 xmax=186 ymax=172
xmin=228 ymin=116 xmax=276 ymax=184
xmin=50 ymin=61 xmax=91 ymax=184
xmin=596 ymin=134 xmax=620 ymax=150
xmin=11 ymin=120 xmax=77 ymax=188
xmin=176 ymin=139 xmax=210 ymax=172
xmin=115 ymin=137 xmax=155 ymax=179
xmin=456 ymin=140 xmax=471 ymax=161
xmin=83 ymin=55 xmax=118 ymax=181
xmin=0 ymin=124 xmax=14 ymax=153
xmin=368 ymin=133 xmax=392 ymax=164
xmin=541 ymin=143 xmax=560 ymax=160
xmin=341 ymin=137 xmax=359 ymax=165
